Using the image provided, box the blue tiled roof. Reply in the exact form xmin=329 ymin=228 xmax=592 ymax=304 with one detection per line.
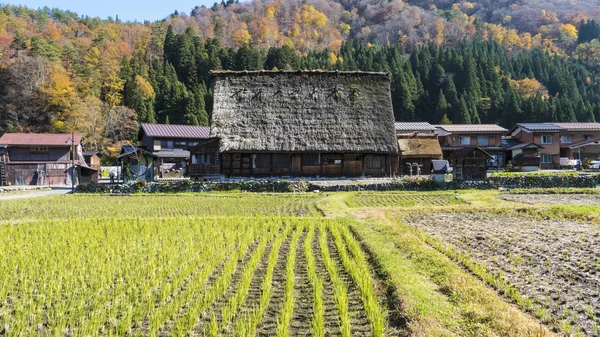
xmin=516 ymin=123 xmax=562 ymax=131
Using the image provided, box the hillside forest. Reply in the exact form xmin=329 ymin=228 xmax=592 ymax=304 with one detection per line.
xmin=1 ymin=0 xmax=600 ymax=154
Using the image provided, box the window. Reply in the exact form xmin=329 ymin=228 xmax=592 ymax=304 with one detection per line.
xmin=541 ymin=135 xmax=553 ymax=144
xmin=366 ymin=157 xmax=384 ymax=169
xmin=477 ymin=136 xmax=489 ymax=146
xmin=302 ymin=153 xmax=320 ymax=166
xmin=188 ymin=141 xmax=199 ymax=147
xmin=541 ymin=154 xmax=553 ymax=164
xmin=153 ymin=140 xmax=161 ymax=151
xmin=585 ymin=135 xmax=593 ymax=140
xmin=161 ymin=140 xmax=174 ymax=149
xmin=174 ymin=141 xmax=187 ymax=149
xmin=253 ymin=154 xmax=270 ymax=168
xmin=560 ymin=135 xmax=573 ymax=143
xmin=458 ymin=136 xmax=471 ymax=145
xmin=272 ymin=154 xmax=290 ymax=168
xmin=192 ymin=154 xmax=211 ymax=165
xmin=30 ymin=146 xmax=48 ymax=153
xmin=322 ymin=155 xmax=342 ymax=165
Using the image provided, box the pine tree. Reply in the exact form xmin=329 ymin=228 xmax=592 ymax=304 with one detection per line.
xmin=458 ymin=96 xmax=472 ymax=124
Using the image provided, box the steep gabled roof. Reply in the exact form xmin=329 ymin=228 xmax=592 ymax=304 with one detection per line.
xmin=434 ymin=124 xmax=507 ymax=133
xmin=210 ymin=71 xmax=398 ymax=154
xmin=0 ymin=133 xmax=82 ymax=146
xmin=395 ymin=122 xmax=436 ymax=132
xmin=139 ymin=123 xmax=210 ymax=140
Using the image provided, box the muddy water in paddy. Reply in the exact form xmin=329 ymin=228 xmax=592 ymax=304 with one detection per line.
xmin=400 ymin=212 xmax=600 ymax=335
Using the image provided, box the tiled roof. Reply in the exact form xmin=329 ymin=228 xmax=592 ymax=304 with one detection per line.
xmin=447 ymin=146 xmax=493 ymax=160
xmin=395 ymin=122 xmax=436 ymax=132
xmin=434 ymin=124 xmax=508 ymax=133
xmin=140 ymin=123 xmax=211 ymax=139
xmin=516 ymin=123 xmax=562 ymax=131
xmin=507 ymin=142 xmax=544 ymax=150
xmin=0 ymin=133 xmax=82 ymax=146
xmin=552 ymin=122 xmax=600 ymax=130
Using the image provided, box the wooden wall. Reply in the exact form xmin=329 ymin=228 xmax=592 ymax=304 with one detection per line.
xmin=217 ymin=152 xmax=393 ymax=177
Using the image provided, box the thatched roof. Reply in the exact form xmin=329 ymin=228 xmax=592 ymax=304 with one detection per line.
xmin=210 ymin=71 xmax=398 ymax=154
xmin=397 ymin=134 xmax=442 ymax=158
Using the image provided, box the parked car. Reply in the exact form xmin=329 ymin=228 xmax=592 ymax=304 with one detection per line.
xmin=589 ymin=160 xmax=600 ymax=169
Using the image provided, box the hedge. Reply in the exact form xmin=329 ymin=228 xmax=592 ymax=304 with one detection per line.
xmin=75 ymin=173 xmax=600 ymax=194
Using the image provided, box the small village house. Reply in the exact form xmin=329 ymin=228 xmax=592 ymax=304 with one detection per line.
xmin=447 ymin=147 xmax=492 ymax=181
xmin=0 ymin=133 xmax=91 ymax=186
xmin=504 ymin=142 xmax=544 ymax=171
xmin=138 ymin=123 xmax=211 ymax=178
xmin=506 ymin=122 xmax=600 ymax=169
xmin=190 ymin=70 xmax=398 ymax=178
xmin=395 ymin=122 xmax=442 ymax=175
xmin=80 ymin=151 xmax=102 ymax=184
xmin=118 ymin=145 xmax=157 ymax=182
xmin=434 ymin=124 xmax=508 ymax=169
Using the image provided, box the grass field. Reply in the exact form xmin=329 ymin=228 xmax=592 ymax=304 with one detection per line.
xmin=4 ymin=188 xmax=597 ymax=336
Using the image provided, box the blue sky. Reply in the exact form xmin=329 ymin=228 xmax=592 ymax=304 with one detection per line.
xmin=3 ymin=0 xmax=216 ymax=22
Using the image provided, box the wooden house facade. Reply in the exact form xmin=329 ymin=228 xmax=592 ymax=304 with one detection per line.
xmin=190 ymin=71 xmax=398 ymax=178
xmin=0 ymin=133 xmax=86 ymax=186
xmin=448 ymin=147 xmax=493 ymax=181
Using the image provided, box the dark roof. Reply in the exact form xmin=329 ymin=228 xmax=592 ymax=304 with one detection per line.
xmin=118 ymin=145 xmax=157 ymax=159
xmin=153 ymin=149 xmax=190 ymax=158
xmin=0 ymin=133 xmax=82 ymax=146
xmin=569 ymin=138 xmax=600 ymax=149
xmin=434 ymin=124 xmax=507 ymax=133
xmin=516 ymin=123 xmax=562 ymax=131
xmin=395 ymin=122 xmax=436 ymax=132
xmin=189 ymin=137 xmax=220 ymax=149
xmin=210 ymin=71 xmax=398 ymax=154
xmin=507 ymin=142 xmax=544 ymax=150
xmin=140 ymin=123 xmax=211 ymax=140
xmin=447 ymin=146 xmax=493 ymax=160
xmin=82 ymin=150 xmax=100 ymax=157
xmin=502 ymin=138 xmax=521 ymax=149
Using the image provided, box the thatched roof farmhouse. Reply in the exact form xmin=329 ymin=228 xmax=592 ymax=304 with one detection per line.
xmin=190 ymin=70 xmax=398 ymax=178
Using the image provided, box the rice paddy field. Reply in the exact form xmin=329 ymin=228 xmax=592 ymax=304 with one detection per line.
xmin=4 ymin=188 xmax=600 ymax=336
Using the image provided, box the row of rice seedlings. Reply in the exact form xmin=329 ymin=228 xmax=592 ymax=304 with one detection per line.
xmin=216 ymin=223 xmax=289 ymax=334
xmin=304 ymin=224 xmax=325 ymax=337
xmin=331 ymin=223 xmax=386 ymax=337
xmin=147 ymin=233 xmax=257 ymax=336
xmin=230 ymin=222 xmax=294 ymax=336
xmin=167 ymin=224 xmax=281 ymax=336
xmin=99 ymin=221 xmax=233 ymax=336
xmin=1 ymin=218 xmax=235 ymax=336
xmin=275 ymin=226 xmax=304 ymax=337
xmin=318 ymin=224 xmax=351 ymax=337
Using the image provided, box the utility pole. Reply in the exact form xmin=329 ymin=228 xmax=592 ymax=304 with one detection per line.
xmin=70 ymin=131 xmax=76 ymax=193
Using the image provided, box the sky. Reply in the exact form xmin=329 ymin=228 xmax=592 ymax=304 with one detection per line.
xmin=3 ymin=0 xmax=217 ymax=22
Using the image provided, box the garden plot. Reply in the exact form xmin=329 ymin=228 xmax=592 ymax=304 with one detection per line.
xmin=399 ymin=211 xmax=600 ymax=336
xmin=347 ymin=193 xmax=464 ymax=208
xmin=0 ymin=217 xmax=385 ymax=337
xmin=498 ymin=193 xmax=600 ymax=206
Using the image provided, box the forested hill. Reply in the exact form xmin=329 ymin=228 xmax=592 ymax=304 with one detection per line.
xmin=1 ymin=1 xmax=600 ymax=155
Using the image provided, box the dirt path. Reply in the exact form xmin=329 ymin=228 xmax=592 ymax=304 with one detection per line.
xmin=0 ymin=188 xmax=70 ymax=200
